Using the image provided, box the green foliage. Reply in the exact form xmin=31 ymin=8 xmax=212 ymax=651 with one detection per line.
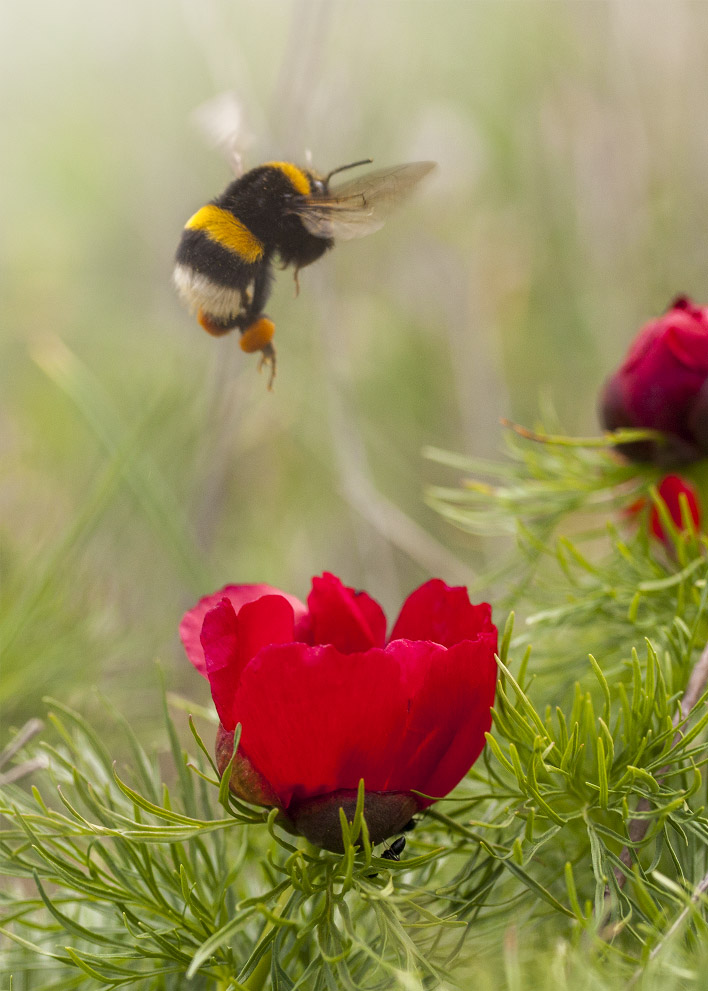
xmin=484 ymin=636 xmax=708 ymax=928
xmin=427 ymin=424 xmax=653 ymax=544
xmin=422 ymin=427 xmax=708 ymax=985
xmin=0 ymin=692 xmax=474 ymax=990
xmin=428 ymin=426 xmax=708 ymax=685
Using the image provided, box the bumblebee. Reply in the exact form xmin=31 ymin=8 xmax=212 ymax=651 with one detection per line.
xmin=174 ymin=157 xmax=436 ymax=382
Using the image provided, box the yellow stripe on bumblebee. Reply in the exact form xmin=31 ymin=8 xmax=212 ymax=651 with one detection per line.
xmin=185 ymin=205 xmax=265 ymax=262
xmin=264 ymin=162 xmax=312 ymax=196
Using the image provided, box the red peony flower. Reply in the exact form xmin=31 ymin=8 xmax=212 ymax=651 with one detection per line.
xmin=599 ymin=296 xmax=708 ymax=465
xmin=180 ymin=573 xmax=498 ymax=852
xmin=649 ymin=475 xmax=701 ymax=543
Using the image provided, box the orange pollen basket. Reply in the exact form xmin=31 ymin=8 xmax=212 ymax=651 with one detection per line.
xmin=197 ymin=309 xmax=233 ymax=337
xmin=240 ymin=317 xmax=276 ymax=353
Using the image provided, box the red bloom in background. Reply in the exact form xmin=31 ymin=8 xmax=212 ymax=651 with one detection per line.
xmin=180 ymin=573 xmax=498 ymax=852
xmin=649 ymin=475 xmax=701 ymax=543
xmin=599 ymin=296 xmax=708 ymax=465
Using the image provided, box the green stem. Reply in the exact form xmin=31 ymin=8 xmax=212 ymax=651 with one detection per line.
xmin=242 ymin=949 xmax=271 ymax=991
xmin=241 ymin=886 xmax=293 ymax=991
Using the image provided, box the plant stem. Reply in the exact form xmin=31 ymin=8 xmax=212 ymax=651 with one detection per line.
xmin=241 ymin=885 xmax=293 ymax=991
xmin=625 ymin=867 xmax=708 ymax=989
xmin=602 ymin=642 xmax=708 ymax=918
xmin=242 ymin=949 xmax=272 ymax=991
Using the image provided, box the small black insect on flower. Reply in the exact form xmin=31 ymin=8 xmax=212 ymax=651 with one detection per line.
xmin=380 ymin=835 xmax=407 ymax=862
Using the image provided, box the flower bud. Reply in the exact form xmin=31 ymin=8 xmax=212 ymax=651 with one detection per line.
xmin=599 ymin=297 xmax=708 ymax=465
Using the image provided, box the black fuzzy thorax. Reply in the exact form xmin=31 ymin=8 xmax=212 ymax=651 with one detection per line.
xmin=217 ymin=165 xmax=334 ymax=269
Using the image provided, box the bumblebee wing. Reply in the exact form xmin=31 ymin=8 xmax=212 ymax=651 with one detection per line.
xmin=295 ymin=161 xmax=436 ymax=240
xmin=192 ymin=92 xmax=254 ymax=178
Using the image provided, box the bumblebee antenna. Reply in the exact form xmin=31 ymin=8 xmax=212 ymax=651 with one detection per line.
xmin=324 ymin=158 xmax=373 ymax=185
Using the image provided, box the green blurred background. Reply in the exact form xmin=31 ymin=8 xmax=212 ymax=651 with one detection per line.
xmin=4 ymin=0 xmax=708 ymax=734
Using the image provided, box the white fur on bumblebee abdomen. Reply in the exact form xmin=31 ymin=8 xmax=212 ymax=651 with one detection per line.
xmin=173 ymin=264 xmax=244 ymax=320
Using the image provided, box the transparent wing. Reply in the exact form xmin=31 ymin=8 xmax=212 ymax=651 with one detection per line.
xmin=294 ymin=161 xmax=437 ymax=240
xmin=191 ymin=92 xmax=254 ymax=178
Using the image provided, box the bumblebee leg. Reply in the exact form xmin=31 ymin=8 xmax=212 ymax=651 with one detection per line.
xmin=239 ymin=316 xmax=277 ymax=390
xmin=245 ymin=254 xmax=275 ymax=321
xmin=293 ymin=268 xmax=300 ymax=298
xmin=258 ymin=341 xmax=277 ymax=391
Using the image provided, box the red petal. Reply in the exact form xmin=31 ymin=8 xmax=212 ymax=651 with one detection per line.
xmin=622 ymin=320 xmax=663 ymax=373
xmin=599 ymin=374 xmax=636 ymax=432
xmin=650 ymin=475 xmax=701 ymax=541
xmin=232 ymin=634 xmax=497 ymax=810
xmin=180 ymin=583 xmax=306 ymax=675
xmin=390 ymin=579 xmax=495 ymax=648
xmin=618 ymin=307 xmax=708 ymax=435
xmin=385 ymin=638 xmax=498 ymax=802
xmin=232 ymin=643 xmax=410 ymax=807
xmin=200 ymin=599 xmax=240 ymax=730
xmin=236 ymin=595 xmax=297 ymax=665
xmin=350 ymin=590 xmax=388 ymax=647
xmin=200 ymin=595 xmax=298 ymax=731
xmin=665 ymin=314 xmax=708 ymax=374
xmin=306 ymin=573 xmax=387 ymax=652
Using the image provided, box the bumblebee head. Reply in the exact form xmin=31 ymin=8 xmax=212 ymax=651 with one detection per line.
xmin=308 ymin=174 xmax=328 ymax=197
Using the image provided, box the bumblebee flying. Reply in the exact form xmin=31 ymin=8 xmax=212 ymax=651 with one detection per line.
xmin=173 ymin=155 xmax=436 ymax=383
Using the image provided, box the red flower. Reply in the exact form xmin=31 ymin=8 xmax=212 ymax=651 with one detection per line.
xmin=180 ymin=573 xmax=498 ymax=852
xmin=599 ymin=296 xmax=708 ymax=465
xmin=649 ymin=475 xmax=701 ymax=543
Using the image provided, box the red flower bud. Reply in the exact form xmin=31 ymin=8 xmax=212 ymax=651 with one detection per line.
xmin=180 ymin=574 xmax=498 ymax=852
xmin=649 ymin=474 xmax=701 ymax=543
xmin=599 ymin=297 xmax=708 ymax=465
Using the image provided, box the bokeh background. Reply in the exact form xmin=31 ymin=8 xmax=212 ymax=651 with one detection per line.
xmin=4 ymin=0 xmax=708 ymax=736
